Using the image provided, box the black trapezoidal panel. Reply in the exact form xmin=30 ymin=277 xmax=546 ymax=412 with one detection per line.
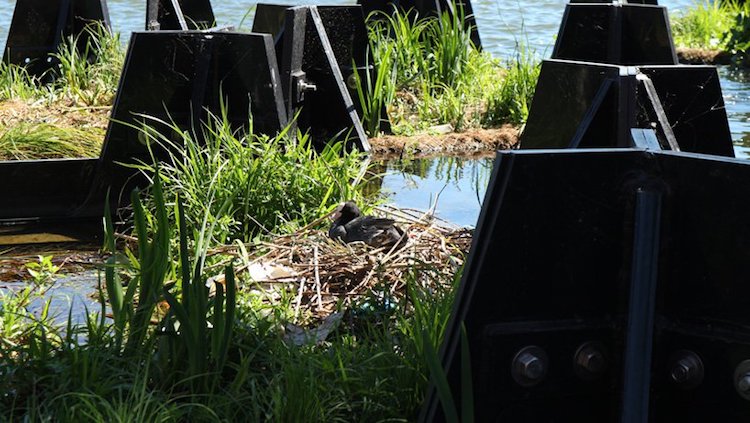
xmin=253 ymin=5 xmax=370 ymax=152
xmin=0 ymin=158 xmax=98 ymax=221
xmin=3 ymin=0 xmax=111 ymax=78
xmin=520 ymin=60 xmax=734 ymax=157
xmin=98 ymin=31 xmax=287 ymax=198
xmin=553 ymin=3 xmax=676 ymax=65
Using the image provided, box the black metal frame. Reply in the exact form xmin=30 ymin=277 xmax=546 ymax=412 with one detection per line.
xmin=520 ymin=60 xmax=734 ymax=157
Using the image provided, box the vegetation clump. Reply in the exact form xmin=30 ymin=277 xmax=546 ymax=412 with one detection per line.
xmin=670 ymin=0 xmax=750 ymax=65
xmin=0 ymin=23 xmax=123 ymax=159
xmin=355 ymin=6 xmax=540 ymax=137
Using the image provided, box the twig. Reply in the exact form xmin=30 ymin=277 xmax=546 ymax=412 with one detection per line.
xmin=295 ymin=277 xmax=306 ymax=319
xmin=314 ymin=246 xmax=322 ymax=310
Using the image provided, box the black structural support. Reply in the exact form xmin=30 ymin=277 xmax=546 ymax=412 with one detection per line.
xmin=145 ymin=0 xmax=215 ymax=30
xmin=3 ymin=0 xmax=111 ymax=79
xmin=621 ymin=189 xmax=662 ymax=422
xmin=520 ymin=60 xmax=734 ymax=157
xmin=252 ymin=4 xmax=371 ymax=152
xmin=421 ymin=148 xmax=750 ymax=421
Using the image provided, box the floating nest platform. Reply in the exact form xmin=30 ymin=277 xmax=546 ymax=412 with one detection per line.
xmin=209 ymin=205 xmax=473 ymax=325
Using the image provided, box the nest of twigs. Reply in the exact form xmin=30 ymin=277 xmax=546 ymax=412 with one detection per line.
xmin=211 ymin=205 xmax=473 ymax=324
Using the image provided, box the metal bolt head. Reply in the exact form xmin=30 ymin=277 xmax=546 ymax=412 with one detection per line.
xmin=668 ymin=350 xmax=704 ymax=389
xmin=670 ymin=361 xmax=692 ymax=384
xmin=511 ymin=346 xmax=548 ymax=387
xmin=573 ymin=342 xmax=607 ymax=380
xmin=734 ymin=360 xmax=750 ymax=400
xmin=738 ymin=375 xmax=750 ymax=394
xmin=518 ymin=352 xmax=544 ymax=379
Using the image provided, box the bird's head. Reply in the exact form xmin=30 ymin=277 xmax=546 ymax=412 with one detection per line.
xmin=331 ymin=201 xmax=362 ymax=223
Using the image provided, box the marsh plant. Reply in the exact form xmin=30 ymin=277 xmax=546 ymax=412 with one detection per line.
xmin=130 ymin=110 xmax=370 ymax=244
xmin=2 ymin=179 xmax=461 ymax=421
xmin=0 ymin=22 xmax=123 ymax=106
xmin=667 ymin=0 xmax=750 ymax=57
xmin=356 ymin=2 xmax=540 ymax=135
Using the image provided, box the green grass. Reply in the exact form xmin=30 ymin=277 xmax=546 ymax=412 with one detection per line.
xmin=357 ymin=4 xmax=540 ymax=136
xmin=0 ymin=22 xmax=123 ymax=106
xmin=130 ymin=110 xmax=371 ymax=244
xmin=671 ymin=0 xmax=736 ymax=50
xmin=0 ymin=123 xmax=103 ymax=160
xmin=1 ymin=178 xmax=461 ymax=421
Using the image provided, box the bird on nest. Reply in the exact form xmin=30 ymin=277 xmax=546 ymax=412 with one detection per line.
xmin=328 ymin=201 xmax=405 ymax=248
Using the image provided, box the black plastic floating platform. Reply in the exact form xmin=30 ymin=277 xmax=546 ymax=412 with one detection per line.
xmin=252 ymin=4 xmax=371 ymax=152
xmin=520 ymin=60 xmax=734 ymax=157
xmin=146 ymin=0 xmax=215 ymax=30
xmin=422 ymin=148 xmax=750 ymax=422
xmin=553 ymin=2 xmax=676 ymax=65
xmin=3 ymin=0 xmax=111 ymax=79
xmin=99 ymin=30 xmax=288 ymax=197
xmin=0 ymin=31 xmax=287 ymax=242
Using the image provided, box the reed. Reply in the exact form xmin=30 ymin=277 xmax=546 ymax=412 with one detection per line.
xmin=130 ymin=110 xmax=369 ymax=244
xmin=359 ymin=1 xmax=539 ymax=135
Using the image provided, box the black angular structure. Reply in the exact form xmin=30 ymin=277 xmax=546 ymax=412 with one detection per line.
xmin=520 ymin=0 xmax=734 ymax=157
xmin=252 ymin=4 xmax=371 ymax=152
xmin=3 ymin=0 xmax=111 ymax=79
xmin=145 ymin=0 xmax=215 ymax=30
xmin=0 ymin=31 xmax=286 ymax=241
xmin=357 ymin=0 xmax=481 ymax=48
xmin=423 ymin=148 xmax=750 ymax=422
xmin=422 ymin=0 xmax=750 ymax=421
xmin=521 ymin=61 xmax=733 ymax=156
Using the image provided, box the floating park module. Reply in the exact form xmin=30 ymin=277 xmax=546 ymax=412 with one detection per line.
xmin=0 ymin=1 xmax=382 ymax=240
xmin=423 ymin=0 xmax=750 ymax=420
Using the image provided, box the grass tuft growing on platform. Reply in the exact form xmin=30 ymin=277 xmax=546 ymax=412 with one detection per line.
xmin=357 ymin=3 xmax=540 ymax=136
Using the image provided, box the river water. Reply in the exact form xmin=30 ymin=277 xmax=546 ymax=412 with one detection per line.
xmin=1 ymin=0 xmax=749 ymax=227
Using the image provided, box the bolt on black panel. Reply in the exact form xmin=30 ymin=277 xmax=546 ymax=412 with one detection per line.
xmin=98 ymin=31 xmax=287 ymax=198
xmin=357 ymin=0 xmax=481 ymax=48
xmin=146 ymin=0 xmax=215 ymax=30
xmin=421 ymin=148 xmax=750 ymax=421
xmin=553 ymin=4 xmax=676 ymax=65
xmin=253 ymin=5 xmax=371 ymax=152
xmin=3 ymin=0 xmax=111 ymax=78
xmin=521 ymin=60 xmax=734 ymax=157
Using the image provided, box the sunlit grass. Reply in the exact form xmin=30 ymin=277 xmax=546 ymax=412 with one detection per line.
xmin=357 ymin=3 xmax=540 ymax=136
xmin=671 ymin=0 xmax=739 ymax=50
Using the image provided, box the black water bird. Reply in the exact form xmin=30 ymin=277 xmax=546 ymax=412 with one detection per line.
xmin=328 ymin=201 xmax=405 ymax=248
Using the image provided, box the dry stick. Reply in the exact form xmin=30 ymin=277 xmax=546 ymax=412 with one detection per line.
xmin=314 ymin=246 xmax=322 ymax=310
xmin=295 ymin=277 xmax=307 ymax=319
